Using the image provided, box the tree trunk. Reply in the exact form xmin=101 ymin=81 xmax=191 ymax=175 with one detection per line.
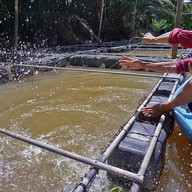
xmin=171 ymin=0 xmax=184 ymax=58
xmin=98 ymin=0 xmax=105 ymax=40
xmin=15 ymin=0 xmax=19 ymax=48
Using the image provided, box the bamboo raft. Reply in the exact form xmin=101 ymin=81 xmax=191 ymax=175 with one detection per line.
xmin=0 ymin=44 xmax=191 ymax=191
xmin=73 ymin=73 xmax=185 ymax=192
xmin=0 ymin=72 xmax=185 ymax=192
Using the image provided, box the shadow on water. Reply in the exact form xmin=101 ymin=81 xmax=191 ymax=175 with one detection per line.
xmin=0 ymin=70 xmax=191 ymax=192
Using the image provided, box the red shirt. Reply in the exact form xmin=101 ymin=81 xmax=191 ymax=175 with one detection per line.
xmin=176 ymin=58 xmax=192 ymax=74
xmin=169 ymin=28 xmax=192 ymax=48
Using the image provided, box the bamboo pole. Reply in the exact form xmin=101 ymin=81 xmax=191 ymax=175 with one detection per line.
xmin=98 ymin=0 xmax=105 ymax=40
xmin=132 ymin=0 xmax=138 ymax=36
xmin=15 ymin=0 xmax=19 ymax=48
xmin=1 ymin=75 xmax=170 ymax=192
xmin=130 ymin=76 xmax=181 ymax=192
xmin=73 ymin=73 xmax=169 ymax=192
xmin=171 ymin=0 xmax=184 ymax=58
xmin=98 ymin=0 xmax=105 ymax=39
xmin=0 ymin=128 xmax=143 ymax=184
xmin=13 ymin=63 xmax=180 ymax=80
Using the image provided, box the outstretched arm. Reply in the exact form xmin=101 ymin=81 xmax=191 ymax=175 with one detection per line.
xmin=142 ymin=28 xmax=192 ymax=48
xmin=141 ymin=80 xmax=192 ymax=117
xmin=119 ymin=56 xmax=176 ymax=73
xmin=119 ymin=56 xmax=192 ymax=117
xmin=142 ymin=32 xmax=170 ymax=44
xmin=119 ymin=56 xmax=192 ymax=74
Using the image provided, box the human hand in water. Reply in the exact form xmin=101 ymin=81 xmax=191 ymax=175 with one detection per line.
xmin=119 ymin=56 xmax=143 ymax=70
xmin=142 ymin=32 xmax=155 ymax=44
xmin=141 ymin=104 xmax=164 ymax=118
xmin=141 ymin=102 xmax=172 ymax=118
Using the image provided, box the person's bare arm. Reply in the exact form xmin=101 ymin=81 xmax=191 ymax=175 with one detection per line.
xmin=168 ymin=80 xmax=192 ymax=108
xmin=141 ymin=80 xmax=192 ymax=117
xmin=142 ymin=32 xmax=170 ymax=44
xmin=119 ymin=56 xmax=176 ymax=73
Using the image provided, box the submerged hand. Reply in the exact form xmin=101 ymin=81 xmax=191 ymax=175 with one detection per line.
xmin=119 ymin=56 xmax=143 ymax=70
xmin=141 ymin=102 xmax=172 ymax=118
xmin=141 ymin=104 xmax=164 ymax=118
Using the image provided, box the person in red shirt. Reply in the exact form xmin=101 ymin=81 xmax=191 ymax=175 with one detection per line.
xmin=119 ymin=28 xmax=192 ymax=118
xmin=142 ymin=28 xmax=192 ymax=48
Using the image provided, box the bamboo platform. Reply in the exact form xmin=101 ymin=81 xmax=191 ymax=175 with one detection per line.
xmin=0 ymin=43 xmax=191 ymax=191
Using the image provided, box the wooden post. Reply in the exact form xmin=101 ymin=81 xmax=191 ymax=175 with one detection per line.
xmin=171 ymin=0 xmax=184 ymax=58
xmin=98 ymin=0 xmax=105 ymax=40
xmin=132 ymin=0 xmax=138 ymax=36
xmin=15 ymin=0 xmax=19 ymax=48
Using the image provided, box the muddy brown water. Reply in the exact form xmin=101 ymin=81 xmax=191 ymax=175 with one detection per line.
xmin=0 ymin=60 xmax=191 ymax=191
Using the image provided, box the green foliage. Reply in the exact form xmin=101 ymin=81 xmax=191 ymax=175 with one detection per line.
xmin=110 ymin=186 xmax=123 ymax=192
xmin=130 ymin=0 xmax=175 ymax=33
xmin=99 ymin=185 xmax=123 ymax=192
xmin=0 ymin=0 xmax=191 ymax=47
xmin=182 ymin=1 xmax=192 ymax=29
xmin=151 ymin=18 xmax=171 ymax=35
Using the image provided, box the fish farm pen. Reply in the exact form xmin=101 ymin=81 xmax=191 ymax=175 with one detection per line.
xmin=0 ymin=41 xmax=191 ymax=191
